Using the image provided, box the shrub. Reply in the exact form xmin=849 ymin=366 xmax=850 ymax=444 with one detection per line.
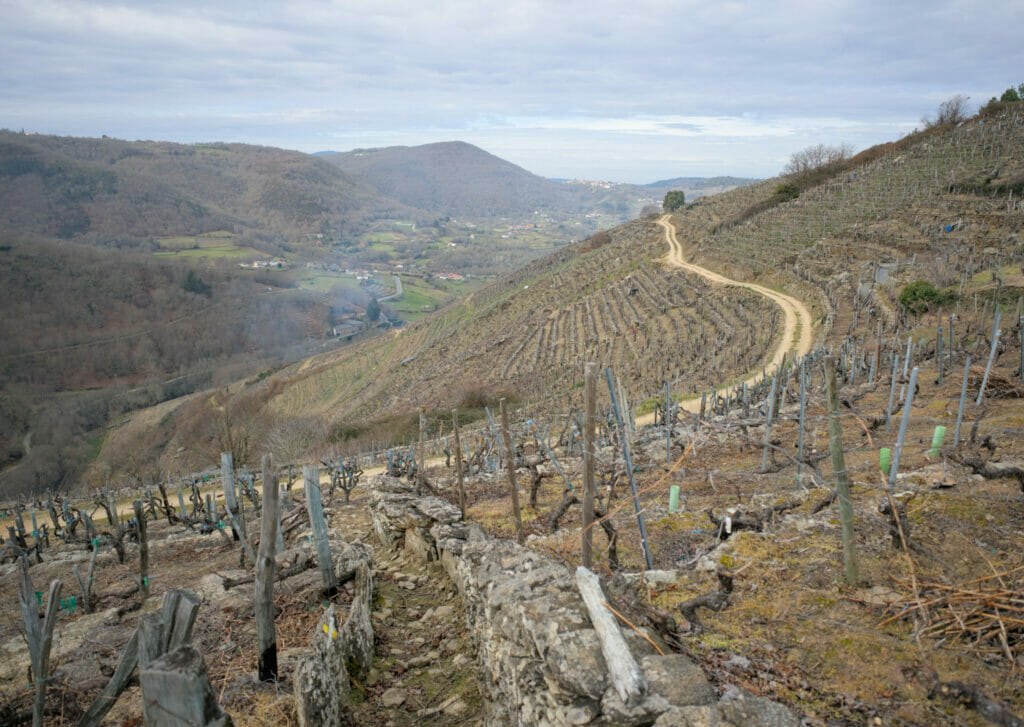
xmin=774 ymin=183 xmax=800 ymax=201
xmin=898 ymin=280 xmax=956 ymax=314
xmin=999 ymin=87 xmax=1021 ymax=103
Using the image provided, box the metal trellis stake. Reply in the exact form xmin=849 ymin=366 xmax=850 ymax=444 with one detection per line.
xmin=604 ymin=367 xmax=653 ymax=569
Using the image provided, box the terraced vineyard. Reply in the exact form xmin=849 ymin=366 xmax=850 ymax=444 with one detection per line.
xmin=692 ymin=110 xmax=1024 ymax=275
xmin=249 ymin=212 xmax=783 ymax=439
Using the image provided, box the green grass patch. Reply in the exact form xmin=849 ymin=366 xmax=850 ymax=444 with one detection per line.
xmin=154 ymin=244 xmax=257 ymax=259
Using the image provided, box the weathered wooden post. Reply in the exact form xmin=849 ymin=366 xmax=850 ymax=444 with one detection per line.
xmin=418 ymin=405 xmax=426 ymax=473
xmin=575 ymin=566 xmax=646 ymax=704
xmin=954 ymin=356 xmax=972 ymax=449
xmin=140 ymin=645 xmax=232 ymax=727
xmin=664 ymin=381 xmax=672 ymax=466
xmin=499 ymin=398 xmax=525 ymax=545
xmin=134 ymin=500 xmax=149 ymax=598
xmin=257 ymin=455 xmax=279 ymax=682
xmin=105 ymin=488 xmax=120 ymax=530
xmin=221 ymin=452 xmax=240 ymax=541
xmin=451 ymin=409 xmax=466 ymax=518
xmin=582 ymin=363 xmax=597 ymax=568
xmin=825 ymin=358 xmax=859 ymax=584
xmin=304 ymin=465 xmax=337 ymax=595
xmin=17 ymin=557 xmax=62 ymax=727
xmin=885 ymin=356 xmax=899 ymax=432
xmin=796 ymin=359 xmax=807 ymax=490
xmin=761 ymin=374 xmax=778 ymax=472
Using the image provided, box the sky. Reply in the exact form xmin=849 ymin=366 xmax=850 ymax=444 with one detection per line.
xmin=2 ymin=1 xmax=1022 ymax=184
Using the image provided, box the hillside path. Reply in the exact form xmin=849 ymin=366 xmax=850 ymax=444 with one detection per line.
xmin=649 ymin=214 xmax=815 ymax=416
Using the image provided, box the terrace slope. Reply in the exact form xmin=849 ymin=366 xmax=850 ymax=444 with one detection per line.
xmin=102 ymin=107 xmax=1024 ymax=476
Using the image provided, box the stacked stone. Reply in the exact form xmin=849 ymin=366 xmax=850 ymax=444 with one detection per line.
xmin=369 ymin=475 xmax=799 ymax=727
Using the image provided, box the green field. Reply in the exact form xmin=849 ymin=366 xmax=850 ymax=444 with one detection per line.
xmin=154 ymin=244 xmax=259 ymax=260
xmin=297 ymin=271 xmax=363 ymax=293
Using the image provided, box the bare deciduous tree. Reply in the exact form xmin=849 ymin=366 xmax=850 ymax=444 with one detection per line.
xmin=923 ymin=94 xmax=970 ymax=128
xmin=783 ymin=143 xmax=852 ymax=176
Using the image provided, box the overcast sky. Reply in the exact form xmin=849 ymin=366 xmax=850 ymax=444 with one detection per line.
xmin=2 ymin=1 xmax=1022 ymax=183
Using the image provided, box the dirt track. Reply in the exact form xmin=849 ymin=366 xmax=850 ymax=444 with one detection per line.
xmin=644 ymin=215 xmax=815 ymax=418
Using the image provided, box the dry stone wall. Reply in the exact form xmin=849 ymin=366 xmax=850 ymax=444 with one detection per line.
xmin=369 ymin=475 xmax=801 ymax=727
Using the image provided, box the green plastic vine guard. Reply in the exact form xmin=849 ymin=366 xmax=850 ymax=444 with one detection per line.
xmin=880 ymin=448 xmax=892 ymax=475
xmin=668 ymin=485 xmax=681 ymax=513
xmin=929 ymin=426 xmax=946 ymax=457
xmin=35 ymin=591 xmax=42 ymax=606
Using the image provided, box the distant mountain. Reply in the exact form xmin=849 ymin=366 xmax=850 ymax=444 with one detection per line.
xmin=320 ymin=141 xmax=592 ymax=218
xmin=643 ymin=176 xmax=760 ymax=200
xmin=0 ymin=131 xmax=421 ymax=248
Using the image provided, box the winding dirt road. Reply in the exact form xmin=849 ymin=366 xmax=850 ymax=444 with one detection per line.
xmin=651 ymin=215 xmax=815 ymax=415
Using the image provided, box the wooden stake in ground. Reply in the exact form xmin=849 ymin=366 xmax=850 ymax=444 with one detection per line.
xmin=140 ymin=645 xmax=232 ymax=727
xmin=256 ymin=454 xmax=279 ymax=682
xmin=221 ymin=452 xmax=240 ymax=542
xmin=17 ymin=557 xmax=62 ymax=727
xmin=304 ymin=465 xmax=337 ymax=595
xmin=825 ymin=357 xmax=859 ymax=584
xmin=418 ymin=405 xmax=426 ymax=472
xmin=499 ymin=398 xmax=524 ymax=545
xmin=575 ymin=566 xmax=646 ymax=705
xmin=582 ymin=362 xmax=597 ymax=568
xmin=451 ymin=409 xmax=466 ymax=518
xmin=134 ymin=500 xmax=149 ymax=598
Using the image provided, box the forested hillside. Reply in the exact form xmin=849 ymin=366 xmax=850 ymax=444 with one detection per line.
xmin=0 ymin=235 xmax=351 ymax=494
xmin=0 ymin=131 xmax=421 ymax=250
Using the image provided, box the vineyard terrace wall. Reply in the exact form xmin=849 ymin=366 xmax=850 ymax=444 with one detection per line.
xmin=368 ymin=475 xmax=800 ymax=727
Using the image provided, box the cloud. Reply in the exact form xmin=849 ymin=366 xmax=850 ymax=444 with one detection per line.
xmin=1 ymin=0 xmax=1022 ymax=180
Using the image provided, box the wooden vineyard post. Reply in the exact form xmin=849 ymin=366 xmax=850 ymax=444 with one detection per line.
xmin=418 ymin=405 xmax=426 ymax=473
xmin=134 ymin=500 xmax=150 ymax=598
xmin=304 ymin=465 xmax=337 ymax=595
xmin=140 ymin=645 xmax=231 ymax=727
xmin=17 ymin=557 xmax=62 ymax=727
xmin=664 ymin=381 xmax=672 ymax=466
xmin=499 ymin=398 xmax=524 ymax=545
xmin=256 ymin=455 xmax=279 ymax=682
xmin=761 ymin=374 xmax=778 ymax=472
xmin=582 ymin=363 xmax=597 ymax=568
xmin=221 ymin=452 xmax=240 ymax=542
xmin=825 ymin=358 xmax=859 ymax=584
xmin=451 ymin=409 xmax=466 ymax=518
xmin=796 ymin=359 xmax=807 ymax=490
xmin=604 ymin=367 xmax=653 ymax=569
